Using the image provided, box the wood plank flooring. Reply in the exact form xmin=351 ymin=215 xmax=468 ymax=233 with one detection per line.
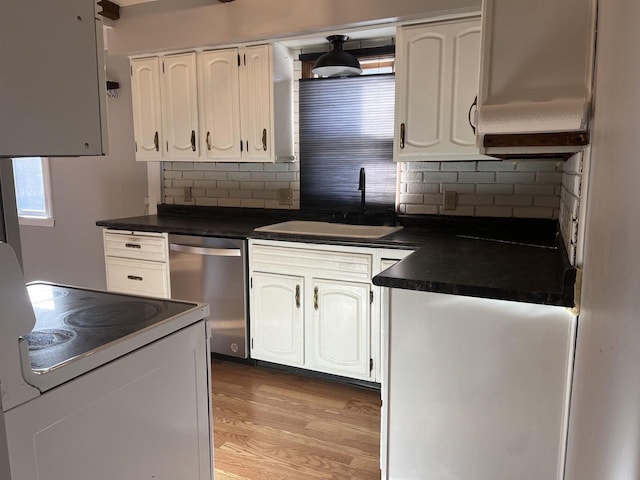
xmin=211 ymin=358 xmax=382 ymax=480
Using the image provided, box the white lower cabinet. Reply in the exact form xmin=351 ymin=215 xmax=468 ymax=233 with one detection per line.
xmin=250 ymin=272 xmax=304 ymax=367
xmin=249 ymin=240 xmax=394 ymax=382
xmin=103 ymin=229 xmax=170 ymax=299
xmin=311 ymin=279 xmax=371 ymax=379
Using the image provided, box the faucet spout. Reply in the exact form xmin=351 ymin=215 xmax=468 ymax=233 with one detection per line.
xmin=358 ymin=167 xmax=366 ymax=213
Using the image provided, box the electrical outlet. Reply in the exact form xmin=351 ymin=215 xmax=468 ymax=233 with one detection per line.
xmin=443 ymin=190 xmax=457 ymax=211
xmin=278 ymin=188 xmax=293 ymax=206
xmin=184 ymin=187 xmax=193 ymax=202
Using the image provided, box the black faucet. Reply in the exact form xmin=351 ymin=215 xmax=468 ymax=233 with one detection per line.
xmin=358 ymin=167 xmax=366 ymax=222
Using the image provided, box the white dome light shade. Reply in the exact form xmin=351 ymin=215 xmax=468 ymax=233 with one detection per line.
xmin=312 ymin=35 xmax=362 ymax=77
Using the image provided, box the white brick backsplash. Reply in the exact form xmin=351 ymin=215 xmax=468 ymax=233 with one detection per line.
xmin=564 ymin=152 xmax=583 ymax=174
xmin=263 ymin=163 xmax=292 ymax=172
xmin=476 ymin=183 xmax=513 ymax=194
xmin=535 ymin=172 xmax=563 ymax=183
xmin=239 ymin=163 xmax=260 ymax=171
xmin=193 ymin=180 xmax=218 ymax=189
xmin=441 ymin=161 xmax=478 ymax=171
xmin=476 ymin=160 xmax=517 ymax=171
xmin=423 ymin=172 xmax=458 ymax=183
xmin=440 ymin=183 xmax=475 ymax=194
xmin=423 ymin=194 xmax=444 ymax=205
xmin=561 ymin=189 xmax=579 ymax=218
xmin=562 ymin=173 xmax=582 ymax=196
xmin=240 ymin=181 xmax=264 ymax=190
xmin=171 ymin=179 xmax=194 ymax=188
xmin=251 ymin=172 xmax=277 ymax=181
xmin=458 ymin=194 xmax=494 ymax=206
xmin=241 ymin=199 xmax=265 ymax=208
xmin=401 ymin=171 xmax=423 ymax=182
xmin=217 ymin=181 xmax=240 ymax=189
xmin=405 ymin=204 xmax=439 ymax=215
xmin=204 ymin=171 xmax=228 ymax=180
xmin=228 ymin=172 xmax=252 ymax=181
xmin=217 ymin=198 xmax=241 ymax=207
xmin=253 ymin=190 xmax=278 ymax=200
xmin=515 ymin=160 xmax=562 ymax=172
xmin=399 ymin=193 xmax=424 ymax=204
xmin=458 ymin=172 xmax=495 ymax=183
xmin=206 ymin=189 xmax=228 ymax=198
xmin=229 ymin=190 xmax=253 ymax=199
xmin=182 ymin=171 xmax=205 ymax=180
xmin=216 ymin=162 xmax=239 ymax=171
xmin=164 ymin=170 xmax=182 ymax=179
xmin=406 ymin=162 xmax=442 ymax=171
xmin=276 ymin=172 xmax=296 ymax=181
xmin=495 ymin=195 xmax=533 ymax=206
xmin=191 ymin=188 xmax=206 ymax=197
xmin=407 ymin=183 xmax=440 ymax=194
xmin=496 ymin=172 xmax=536 ymax=184
xmin=514 ymin=184 xmax=556 ymax=195
xmin=534 ymin=196 xmax=561 ymax=208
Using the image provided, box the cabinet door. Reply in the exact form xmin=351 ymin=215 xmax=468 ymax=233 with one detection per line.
xmin=131 ymin=57 xmax=163 ymax=161
xmin=250 ymin=272 xmax=304 ymax=366
xmin=395 ymin=18 xmax=486 ymax=161
xmin=162 ymin=53 xmax=199 ymax=159
xmin=311 ymin=279 xmax=371 ymax=380
xmin=240 ymin=45 xmax=273 ymax=162
xmin=198 ymin=49 xmax=242 ymax=161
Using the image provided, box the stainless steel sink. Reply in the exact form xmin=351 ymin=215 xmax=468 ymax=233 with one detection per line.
xmin=254 ymin=221 xmax=403 ymax=239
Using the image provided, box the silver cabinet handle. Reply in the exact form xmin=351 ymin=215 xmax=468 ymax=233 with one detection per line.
xmin=295 ymin=284 xmax=300 ymax=308
xmin=261 ymin=128 xmax=267 ymax=151
xmin=400 ymin=122 xmax=406 ymax=149
xmin=313 ymin=286 xmax=318 ymax=310
xmin=125 ymin=243 xmax=141 ymax=249
xmin=206 ymin=131 xmax=212 ymax=151
xmin=468 ymin=96 xmax=478 ymax=134
xmin=127 ymin=275 xmax=143 ymax=281
xmin=154 ymin=131 xmax=159 ymax=151
xmin=169 ymin=243 xmax=241 ymax=257
xmin=190 ymin=130 xmax=196 ymax=152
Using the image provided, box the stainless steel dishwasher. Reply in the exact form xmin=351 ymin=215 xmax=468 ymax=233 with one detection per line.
xmin=168 ymin=234 xmax=248 ymax=358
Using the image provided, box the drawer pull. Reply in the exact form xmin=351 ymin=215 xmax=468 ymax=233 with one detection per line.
xmin=313 ymin=286 xmax=318 ymax=310
xmin=125 ymin=243 xmax=141 ymax=249
xmin=295 ymin=285 xmax=300 ymax=308
xmin=127 ymin=275 xmax=144 ymax=281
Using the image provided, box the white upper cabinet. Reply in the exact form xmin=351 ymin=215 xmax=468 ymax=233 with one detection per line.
xmin=0 ymin=0 xmax=107 ymax=157
xmin=162 ymin=53 xmax=199 ymax=159
xmin=130 ymin=43 xmax=293 ymax=163
xmin=241 ymin=45 xmax=273 ymax=162
xmin=395 ymin=17 xmax=488 ymax=162
xmin=198 ymin=49 xmax=242 ymax=160
xmin=476 ymin=0 xmax=597 ymax=155
xmin=131 ymin=57 xmax=163 ymax=161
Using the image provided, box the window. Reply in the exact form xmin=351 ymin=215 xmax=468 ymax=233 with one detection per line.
xmin=12 ymin=157 xmax=54 ymax=227
xmin=299 ymin=74 xmax=397 ymax=213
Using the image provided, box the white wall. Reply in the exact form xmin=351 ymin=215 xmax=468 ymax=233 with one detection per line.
xmin=109 ymin=0 xmax=480 ymax=55
xmin=564 ymin=2 xmax=640 ymax=479
xmin=19 ymin=55 xmax=148 ymax=289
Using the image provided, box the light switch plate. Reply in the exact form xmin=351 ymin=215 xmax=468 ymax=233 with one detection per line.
xmin=278 ymin=188 xmax=293 ymax=206
xmin=443 ymin=191 xmax=457 ymax=210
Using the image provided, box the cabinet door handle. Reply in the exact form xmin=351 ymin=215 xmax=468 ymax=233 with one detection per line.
xmin=313 ymin=286 xmax=318 ymax=310
xmin=154 ymin=131 xmax=159 ymax=151
xmin=206 ymin=131 xmax=212 ymax=151
xmin=400 ymin=123 xmax=406 ymax=149
xmin=190 ymin=130 xmax=196 ymax=152
xmin=127 ymin=275 xmax=143 ymax=281
xmin=125 ymin=243 xmax=141 ymax=249
xmin=295 ymin=285 xmax=300 ymax=308
xmin=261 ymin=128 xmax=267 ymax=151
xmin=468 ymin=96 xmax=478 ymax=134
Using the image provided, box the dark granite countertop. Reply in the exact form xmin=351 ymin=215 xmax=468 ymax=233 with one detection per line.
xmin=96 ymin=205 xmax=575 ymax=307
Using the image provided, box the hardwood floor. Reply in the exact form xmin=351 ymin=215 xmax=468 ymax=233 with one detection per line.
xmin=211 ymin=358 xmax=382 ymax=480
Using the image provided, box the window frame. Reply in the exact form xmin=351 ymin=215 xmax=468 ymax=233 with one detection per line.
xmin=12 ymin=156 xmax=55 ymax=227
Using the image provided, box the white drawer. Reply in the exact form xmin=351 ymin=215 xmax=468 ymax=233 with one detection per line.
xmin=251 ymin=244 xmax=372 ymax=283
xmin=104 ymin=230 xmax=168 ymax=262
xmin=105 ymin=257 xmax=170 ymax=298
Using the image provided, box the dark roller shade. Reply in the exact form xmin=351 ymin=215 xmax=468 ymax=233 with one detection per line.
xmin=299 ymin=74 xmax=397 ymax=213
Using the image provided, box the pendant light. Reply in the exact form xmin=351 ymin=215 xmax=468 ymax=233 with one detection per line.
xmin=312 ymin=35 xmax=362 ymax=77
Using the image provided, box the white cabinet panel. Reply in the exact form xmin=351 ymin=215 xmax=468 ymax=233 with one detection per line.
xmin=198 ymin=49 xmax=241 ymax=160
xmin=250 ymin=272 xmax=304 ymax=367
xmin=162 ymin=53 xmax=199 ymax=159
xmin=131 ymin=57 xmax=163 ymax=160
xmin=395 ymin=17 xmax=489 ymax=161
xmin=312 ymin=280 xmax=371 ymax=379
xmin=241 ymin=45 xmax=273 ymax=162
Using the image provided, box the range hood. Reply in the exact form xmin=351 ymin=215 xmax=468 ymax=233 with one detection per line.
xmin=476 ymin=0 xmax=597 ymax=158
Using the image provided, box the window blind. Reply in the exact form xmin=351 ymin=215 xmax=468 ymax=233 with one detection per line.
xmin=299 ymin=74 xmax=397 ymax=213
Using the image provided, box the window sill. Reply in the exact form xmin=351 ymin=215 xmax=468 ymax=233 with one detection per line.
xmin=18 ymin=217 xmax=55 ymax=228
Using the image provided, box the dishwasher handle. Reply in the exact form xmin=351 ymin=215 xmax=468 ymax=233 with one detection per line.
xmin=169 ymin=243 xmax=242 ymax=257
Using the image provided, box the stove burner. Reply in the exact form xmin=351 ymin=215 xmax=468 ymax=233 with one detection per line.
xmin=63 ymin=301 xmax=160 ymax=329
xmin=24 ymin=329 xmax=76 ymax=350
